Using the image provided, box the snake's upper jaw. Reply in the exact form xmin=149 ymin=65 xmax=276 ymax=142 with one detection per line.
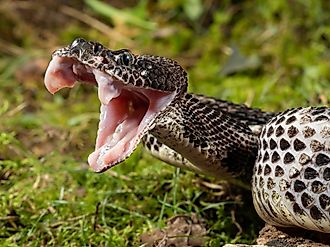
xmin=44 ymin=56 xmax=176 ymax=172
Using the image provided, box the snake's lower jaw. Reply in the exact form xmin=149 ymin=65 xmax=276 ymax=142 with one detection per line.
xmin=44 ymin=56 xmax=176 ymax=172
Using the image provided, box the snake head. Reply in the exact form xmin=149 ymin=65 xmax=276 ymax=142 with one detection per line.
xmin=47 ymin=38 xmax=187 ymax=95
xmin=44 ymin=38 xmax=187 ymax=172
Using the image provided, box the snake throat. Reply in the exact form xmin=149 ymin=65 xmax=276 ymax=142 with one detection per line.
xmin=44 ymin=56 xmax=176 ymax=172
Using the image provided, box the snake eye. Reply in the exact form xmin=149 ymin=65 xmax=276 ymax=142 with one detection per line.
xmin=120 ymin=52 xmax=133 ymax=66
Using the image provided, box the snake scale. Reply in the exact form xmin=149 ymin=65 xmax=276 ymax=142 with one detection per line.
xmin=44 ymin=38 xmax=330 ymax=234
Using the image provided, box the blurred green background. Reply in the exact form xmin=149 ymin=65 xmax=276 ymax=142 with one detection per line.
xmin=0 ymin=0 xmax=329 ymax=246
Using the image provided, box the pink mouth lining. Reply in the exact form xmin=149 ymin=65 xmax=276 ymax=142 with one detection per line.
xmin=44 ymin=56 xmax=175 ymax=172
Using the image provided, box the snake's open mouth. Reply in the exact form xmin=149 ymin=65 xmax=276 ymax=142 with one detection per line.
xmin=44 ymin=56 xmax=175 ymax=172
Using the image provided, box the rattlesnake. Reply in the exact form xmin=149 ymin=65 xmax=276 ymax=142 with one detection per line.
xmin=44 ymin=38 xmax=330 ymax=234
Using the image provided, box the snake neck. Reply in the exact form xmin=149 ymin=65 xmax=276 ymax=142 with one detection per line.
xmin=191 ymin=93 xmax=277 ymax=126
xmin=150 ymin=93 xmax=259 ymax=183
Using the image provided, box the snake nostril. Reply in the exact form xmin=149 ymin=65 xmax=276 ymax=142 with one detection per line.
xmin=93 ymin=43 xmax=103 ymax=54
xmin=70 ymin=38 xmax=86 ymax=49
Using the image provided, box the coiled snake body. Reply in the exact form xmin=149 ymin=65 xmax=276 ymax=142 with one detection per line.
xmin=44 ymin=38 xmax=330 ymax=234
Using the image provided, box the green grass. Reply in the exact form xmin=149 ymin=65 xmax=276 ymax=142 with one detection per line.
xmin=0 ymin=0 xmax=329 ymax=246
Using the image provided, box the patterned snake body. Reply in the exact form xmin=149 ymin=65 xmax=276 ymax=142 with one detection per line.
xmin=254 ymin=107 xmax=330 ymax=232
xmin=44 ymin=38 xmax=330 ymax=233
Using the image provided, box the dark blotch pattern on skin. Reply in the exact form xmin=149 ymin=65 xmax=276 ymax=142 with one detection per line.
xmin=286 ymin=115 xmax=297 ymax=125
xmin=283 ymin=152 xmax=295 ymax=164
xmin=293 ymin=203 xmax=304 ymax=215
xmin=324 ymin=168 xmax=330 ymax=181
xmin=293 ymin=138 xmax=306 ymax=151
xmin=285 ymin=191 xmax=296 ymax=202
xmin=311 ymin=181 xmax=326 ymax=194
xmin=294 ymin=180 xmax=306 ymax=192
xmin=275 ymin=165 xmax=284 ymax=177
xmin=267 ymin=177 xmax=275 ymax=190
xmin=303 ymin=126 xmax=316 ymax=138
xmin=310 ymin=140 xmax=324 ymax=152
xmin=301 ymin=192 xmax=314 ymax=208
xmin=287 ymin=125 xmax=299 ymax=138
xmin=267 ymin=126 xmax=274 ymax=137
xmin=275 ymin=125 xmax=285 ymax=137
xmin=271 ymin=151 xmax=280 ymax=163
xmin=315 ymin=153 xmax=330 ymax=166
xmin=304 ymin=167 xmax=319 ymax=180
xmin=280 ymin=138 xmax=290 ymax=150
xmin=262 ymin=151 xmax=269 ymax=162
xmin=254 ymin=108 xmax=330 ymax=232
xmin=269 ymin=139 xmax=277 ymax=150
xmin=310 ymin=206 xmax=324 ymax=220
xmin=264 ymin=164 xmax=272 ymax=176
xmin=285 ymin=191 xmax=295 ymax=202
xmin=319 ymin=194 xmax=329 ymax=210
